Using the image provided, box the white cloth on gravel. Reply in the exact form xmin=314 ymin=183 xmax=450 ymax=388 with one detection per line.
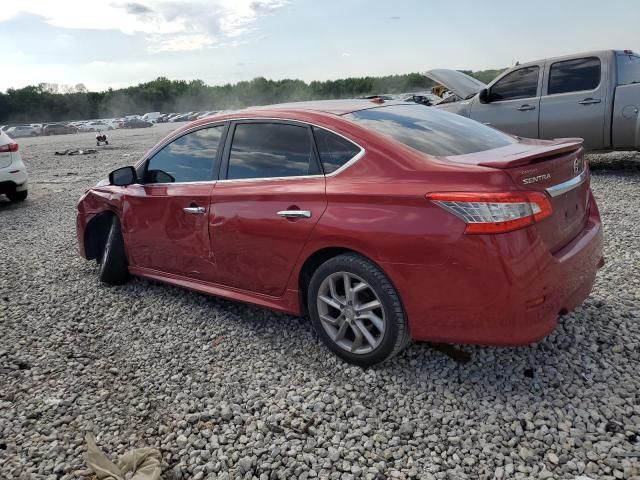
xmin=85 ymin=433 xmax=162 ymax=480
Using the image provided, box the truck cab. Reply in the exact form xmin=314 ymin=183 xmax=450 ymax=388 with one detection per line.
xmin=428 ymin=50 xmax=640 ymax=151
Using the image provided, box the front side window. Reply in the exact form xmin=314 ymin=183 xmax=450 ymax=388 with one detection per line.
xmin=312 ymin=126 xmax=361 ymax=174
xmin=617 ymin=54 xmax=640 ymax=86
xmin=490 ymin=66 xmax=540 ymax=101
xmin=347 ymin=104 xmax=512 ymax=157
xmin=227 ymin=123 xmax=317 ymax=180
xmin=145 ymin=126 xmax=223 ymax=183
xmin=548 ymin=57 xmax=601 ymax=94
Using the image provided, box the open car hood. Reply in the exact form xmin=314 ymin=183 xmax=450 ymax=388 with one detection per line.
xmin=425 ymin=69 xmax=486 ymax=99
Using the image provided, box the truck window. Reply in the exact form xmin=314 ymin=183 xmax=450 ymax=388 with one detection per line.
xmin=617 ymin=54 xmax=640 ymax=85
xmin=548 ymin=57 xmax=601 ymax=94
xmin=490 ymin=66 xmax=539 ymax=101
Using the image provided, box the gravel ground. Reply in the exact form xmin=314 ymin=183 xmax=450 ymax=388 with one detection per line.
xmin=0 ymin=126 xmax=639 ymax=480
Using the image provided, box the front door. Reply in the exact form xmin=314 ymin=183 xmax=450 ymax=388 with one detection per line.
xmin=470 ymin=65 xmax=542 ymax=139
xmin=122 ymin=125 xmax=225 ymax=282
xmin=539 ymin=56 xmax=607 ymax=149
xmin=211 ymin=121 xmax=327 ymax=296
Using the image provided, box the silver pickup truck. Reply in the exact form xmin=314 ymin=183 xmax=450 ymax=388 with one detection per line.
xmin=427 ymin=49 xmax=640 ymax=150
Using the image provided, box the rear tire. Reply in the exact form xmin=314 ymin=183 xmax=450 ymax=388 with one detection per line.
xmin=99 ymin=217 xmax=129 ymax=285
xmin=7 ymin=190 xmax=27 ymax=202
xmin=307 ymin=253 xmax=410 ymax=366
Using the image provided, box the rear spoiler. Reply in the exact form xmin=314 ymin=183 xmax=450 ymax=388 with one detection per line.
xmin=479 ymin=139 xmax=584 ymax=169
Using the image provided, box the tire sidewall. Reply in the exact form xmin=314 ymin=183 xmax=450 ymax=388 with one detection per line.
xmin=307 ymin=254 xmax=405 ymax=366
xmin=98 ymin=217 xmax=129 ymax=285
xmin=99 ymin=222 xmax=116 ymax=278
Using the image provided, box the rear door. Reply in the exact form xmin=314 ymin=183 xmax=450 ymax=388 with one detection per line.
xmin=122 ymin=124 xmax=226 ymax=282
xmin=539 ymin=56 xmax=607 ymax=149
xmin=210 ymin=120 xmax=326 ymax=296
xmin=469 ymin=65 xmax=542 ymax=138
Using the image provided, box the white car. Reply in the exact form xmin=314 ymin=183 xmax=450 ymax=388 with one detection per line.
xmin=5 ymin=125 xmax=40 ymax=138
xmin=0 ymin=131 xmax=28 ymax=202
xmin=141 ymin=112 xmax=162 ymax=122
xmin=80 ymin=121 xmax=114 ymax=132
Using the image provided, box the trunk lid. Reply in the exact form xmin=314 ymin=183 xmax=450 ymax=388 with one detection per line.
xmin=447 ymin=138 xmax=590 ymax=252
xmin=424 ymin=69 xmax=487 ymax=99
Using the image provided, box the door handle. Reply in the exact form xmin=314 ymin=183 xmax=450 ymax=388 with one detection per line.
xmin=578 ymin=98 xmax=601 ymax=105
xmin=277 ymin=210 xmax=312 ymax=219
xmin=183 ymin=206 xmax=206 ymax=215
xmin=516 ymin=104 xmax=536 ymax=111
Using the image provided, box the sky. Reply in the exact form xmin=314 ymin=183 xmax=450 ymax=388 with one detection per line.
xmin=1 ymin=0 xmax=639 ymax=93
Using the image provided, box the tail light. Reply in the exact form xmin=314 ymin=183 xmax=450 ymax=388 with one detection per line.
xmin=426 ymin=191 xmax=552 ymax=234
xmin=0 ymin=142 xmax=18 ymax=153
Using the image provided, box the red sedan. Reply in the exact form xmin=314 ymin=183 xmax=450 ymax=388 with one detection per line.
xmin=76 ymin=100 xmax=603 ymax=366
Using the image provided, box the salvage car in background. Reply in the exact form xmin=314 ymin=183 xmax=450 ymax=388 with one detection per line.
xmin=80 ymin=120 xmax=114 ymax=132
xmin=428 ymin=49 xmax=640 ymax=150
xmin=77 ymin=100 xmax=603 ymax=366
xmin=120 ymin=118 xmax=153 ymax=129
xmin=142 ymin=112 xmax=163 ymax=123
xmin=0 ymin=130 xmax=28 ymax=202
xmin=43 ymin=123 xmax=78 ymax=135
xmin=6 ymin=125 xmax=40 ymax=138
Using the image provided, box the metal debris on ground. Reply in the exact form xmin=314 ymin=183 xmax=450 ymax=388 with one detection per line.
xmin=54 ymin=149 xmax=99 ymax=155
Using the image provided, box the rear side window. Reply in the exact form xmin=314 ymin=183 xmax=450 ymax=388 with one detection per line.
xmin=145 ymin=126 xmax=223 ymax=183
xmin=548 ymin=57 xmax=601 ymax=94
xmin=617 ymin=54 xmax=640 ymax=85
xmin=347 ymin=104 xmax=512 ymax=157
xmin=490 ymin=66 xmax=540 ymax=101
xmin=312 ymin=126 xmax=361 ymax=174
xmin=227 ymin=123 xmax=317 ymax=180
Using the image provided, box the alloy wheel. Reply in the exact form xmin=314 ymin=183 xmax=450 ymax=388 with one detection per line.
xmin=316 ymin=271 xmax=385 ymax=354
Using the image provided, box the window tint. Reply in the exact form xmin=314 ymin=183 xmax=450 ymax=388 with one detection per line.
xmin=490 ymin=66 xmax=540 ymax=101
xmin=227 ymin=123 xmax=316 ymax=180
xmin=548 ymin=57 xmax=601 ymax=94
xmin=347 ymin=104 xmax=512 ymax=157
xmin=617 ymin=54 xmax=640 ymax=86
xmin=145 ymin=126 xmax=223 ymax=183
xmin=312 ymin=126 xmax=361 ymax=173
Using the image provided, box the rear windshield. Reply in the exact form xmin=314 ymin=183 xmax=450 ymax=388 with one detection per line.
xmin=617 ymin=54 xmax=640 ymax=86
xmin=346 ymin=104 xmax=512 ymax=156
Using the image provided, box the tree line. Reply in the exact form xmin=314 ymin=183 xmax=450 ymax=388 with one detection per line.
xmin=0 ymin=70 xmax=503 ymax=124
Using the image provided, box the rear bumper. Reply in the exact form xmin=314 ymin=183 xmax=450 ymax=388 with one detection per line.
xmin=0 ymin=179 xmax=28 ymax=194
xmin=381 ymin=193 xmax=603 ymax=346
xmin=0 ymin=158 xmax=28 ymax=193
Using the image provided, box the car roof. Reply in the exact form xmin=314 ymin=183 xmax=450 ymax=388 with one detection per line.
xmin=249 ymin=99 xmax=409 ymax=116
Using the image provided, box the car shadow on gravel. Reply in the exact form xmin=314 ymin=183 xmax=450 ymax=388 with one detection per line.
xmin=393 ymin=298 xmax=625 ymax=395
xmin=0 ymin=197 xmax=28 ymax=211
xmin=106 ymin=274 xmax=624 ymax=402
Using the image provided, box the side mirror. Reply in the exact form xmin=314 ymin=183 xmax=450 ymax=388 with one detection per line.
xmin=109 ymin=166 xmax=137 ymax=186
xmin=478 ymin=88 xmax=491 ymax=104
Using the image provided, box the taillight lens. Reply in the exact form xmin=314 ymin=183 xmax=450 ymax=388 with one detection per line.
xmin=0 ymin=142 xmax=18 ymax=153
xmin=426 ymin=191 xmax=553 ymax=234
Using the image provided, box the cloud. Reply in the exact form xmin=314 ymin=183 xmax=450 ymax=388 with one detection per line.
xmin=341 ymin=52 xmax=352 ymax=57
xmin=122 ymin=2 xmax=154 ymax=16
xmin=0 ymin=0 xmax=288 ymax=52
xmin=147 ymin=33 xmax=217 ymax=53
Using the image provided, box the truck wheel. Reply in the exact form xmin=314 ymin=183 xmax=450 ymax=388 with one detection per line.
xmin=99 ymin=217 xmax=129 ymax=285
